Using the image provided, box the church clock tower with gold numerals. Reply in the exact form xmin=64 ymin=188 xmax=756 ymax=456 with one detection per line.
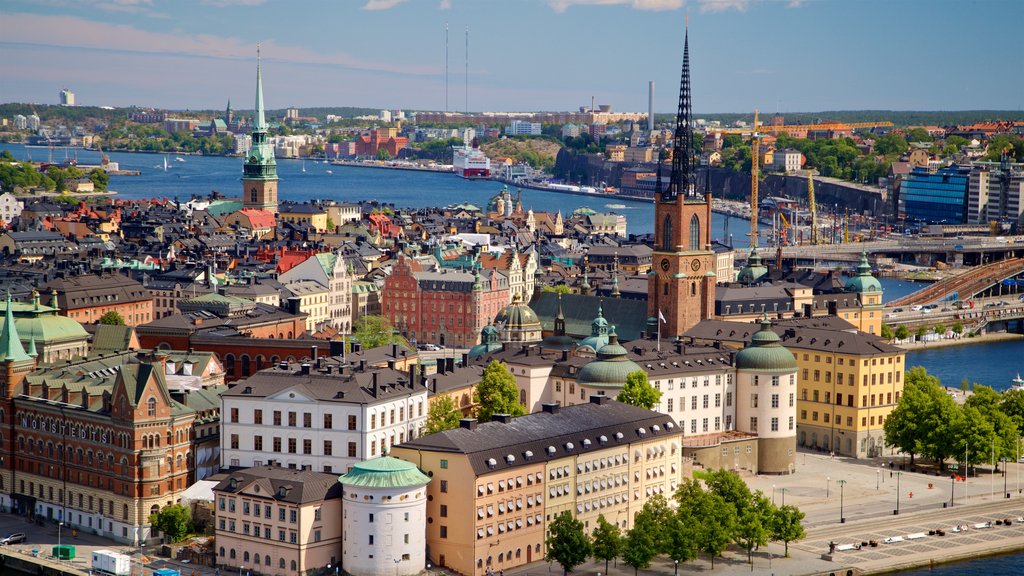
xmin=242 ymin=46 xmax=279 ymax=213
xmin=648 ymin=25 xmax=715 ymax=338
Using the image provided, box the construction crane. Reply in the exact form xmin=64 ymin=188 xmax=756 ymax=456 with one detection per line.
xmin=712 ymin=119 xmax=894 ymax=136
xmin=778 ymin=210 xmax=791 ymax=246
xmin=807 ymin=171 xmax=819 ymax=245
xmin=749 ymin=110 xmax=760 ymax=249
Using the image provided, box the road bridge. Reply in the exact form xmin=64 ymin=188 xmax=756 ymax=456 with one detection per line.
xmin=888 ymin=258 xmax=1024 ymax=307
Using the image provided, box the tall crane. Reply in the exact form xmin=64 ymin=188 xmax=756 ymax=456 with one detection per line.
xmin=807 ymin=171 xmax=818 ymax=245
xmin=713 ymin=119 xmax=894 ymax=136
xmin=749 ymin=110 xmax=760 ymax=249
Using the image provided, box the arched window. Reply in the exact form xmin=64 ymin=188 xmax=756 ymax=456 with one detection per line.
xmin=291 ymin=560 xmax=297 ymax=571
xmin=230 ymin=549 xmax=236 ymax=559
xmin=689 ymin=214 xmax=700 ymax=250
xmin=662 ymin=215 xmax=673 ymax=251
xmin=224 ymin=354 xmax=235 ymax=375
xmin=280 ymin=559 xmax=286 ymax=569
xmin=244 ymin=551 xmax=250 ymax=563
xmin=240 ymin=355 xmax=251 ymax=376
xmin=691 ymin=283 xmax=696 ymax=296
xmin=147 ymin=397 xmax=156 ymax=417
xmin=264 ymin=554 xmax=271 ymax=566
xmin=219 ymin=547 xmax=225 ymax=558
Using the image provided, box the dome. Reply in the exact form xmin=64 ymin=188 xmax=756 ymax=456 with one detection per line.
xmin=338 ymin=456 xmax=430 ymax=489
xmin=737 ymin=249 xmax=769 ymax=285
xmin=493 ymin=292 xmax=542 ymax=343
xmin=577 ymin=329 xmax=643 ymax=387
xmin=469 ymin=325 xmax=503 ymax=358
xmin=735 ymin=318 xmax=797 ymax=373
xmin=578 ymin=302 xmax=610 ymax=351
xmin=11 ymin=293 xmax=89 ymax=345
xmin=845 ymin=251 xmax=882 ymax=294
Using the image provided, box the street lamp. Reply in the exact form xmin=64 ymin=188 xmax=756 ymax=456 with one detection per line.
xmin=950 ymin=472 xmax=956 ymax=508
xmin=876 ymin=468 xmax=880 ymax=490
xmin=778 ymin=488 xmax=787 ymax=506
xmin=57 ymin=522 xmax=64 ymax=562
xmin=837 ymin=480 xmax=847 ymax=523
xmin=674 ymin=559 xmax=678 ymax=576
xmin=894 ymin=472 xmax=902 ymax=515
xmin=826 ymin=476 xmax=831 ymax=499
xmin=394 ymin=558 xmax=402 ymax=576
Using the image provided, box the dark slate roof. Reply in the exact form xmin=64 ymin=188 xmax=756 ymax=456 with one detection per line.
xmin=530 ymin=292 xmax=648 ymax=342
xmin=213 ymin=466 xmax=342 ymax=504
xmin=41 ymin=272 xmax=151 ymax=309
xmin=684 ymin=319 xmax=900 ymax=356
xmin=221 ymin=363 xmax=423 ymax=406
xmin=416 ymin=270 xmax=476 ymax=292
xmin=397 ymin=398 xmax=679 ymax=476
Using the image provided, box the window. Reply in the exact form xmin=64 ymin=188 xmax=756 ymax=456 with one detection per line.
xmin=440 ymin=525 xmax=448 ymax=539
xmin=273 ymin=411 xmax=281 ymax=426
xmin=348 ymin=442 xmax=357 ymax=457
xmin=348 ymin=415 xmax=356 ymax=430
xmin=771 ymin=417 xmax=779 ymax=432
xmin=369 ymin=513 xmax=375 ymax=523
xmin=324 ymin=413 xmax=334 ymax=429
xmin=788 ymin=416 xmax=794 ymax=430
xmin=254 ymin=436 xmax=263 ymax=451
xmin=715 ymin=393 xmax=721 ymax=407
xmin=689 ymin=214 xmax=700 ymax=251
xmin=303 ymin=439 xmax=312 ymax=455
xmin=230 ymin=408 xmax=239 ymax=423
xmin=726 ymin=392 xmax=732 ymax=407
xmin=288 ymin=438 xmax=296 ymax=454
xmin=290 ymin=509 xmax=297 ymax=523
xmin=369 ymin=535 xmax=374 ymax=545
xmin=303 ymin=413 xmax=312 ymax=428
xmin=230 ymin=434 xmax=239 ymax=449
xmin=324 ymin=440 xmax=332 ymax=456
xmin=440 ymin=504 xmax=448 ymax=517
xmin=440 ymin=459 xmax=448 ymax=469
xmin=751 ymin=394 xmax=758 ymax=408
xmin=789 ymin=393 xmax=795 ymax=407
xmin=771 ymin=394 xmax=779 ymax=408
xmin=253 ymin=409 xmax=262 ymax=424
xmin=750 ymin=417 xmax=758 ymax=432
xmin=273 ymin=437 xmax=281 ymax=452
xmin=440 ymin=480 xmax=448 ymax=493
xmin=662 ymin=215 xmax=673 ymax=251
xmin=288 ymin=412 xmax=296 ymax=427
xmin=147 ymin=397 xmax=157 ymax=417
xmin=666 ymin=399 xmax=673 ymax=412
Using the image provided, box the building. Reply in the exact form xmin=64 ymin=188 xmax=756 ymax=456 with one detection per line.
xmin=220 ymin=359 xmax=428 ymax=473
xmin=242 ymin=52 xmax=279 ymax=213
xmin=967 ymin=159 xmax=1024 ymax=227
xmin=279 ymin=250 xmax=353 ymax=333
xmin=355 ymin=128 xmax=409 ymax=158
xmin=282 ymin=281 xmax=330 ymax=333
xmin=279 ymin=203 xmax=329 ymax=232
xmin=0 ymin=192 xmax=24 ymax=225
xmin=772 ymin=149 xmax=803 ymax=172
xmin=648 ymin=29 xmax=715 ymax=338
xmin=41 ymin=272 xmax=154 ymax=326
xmin=900 ymin=165 xmax=971 ymax=224
xmin=338 ymin=457 xmax=430 ymax=576
xmin=391 ymin=398 xmax=686 ymax=576
xmin=213 ymin=466 xmax=342 ymax=575
xmin=561 ymin=124 xmax=580 ymax=139
xmin=505 ymin=121 xmax=542 ymax=136
xmin=5 ymin=290 xmax=89 ymax=363
xmin=223 ymin=208 xmax=277 ymax=240
xmin=383 ymin=256 xmax=509 ymax=348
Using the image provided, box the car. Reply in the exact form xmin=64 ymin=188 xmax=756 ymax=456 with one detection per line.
xmin=417 ymin=343 xmax=441 ymax=351
xmin=0 ymin=533 xmax=26 ymax=545
xmin=911 ymin=305 xmax=923 ymax=311
xmin=891 ymin=308 xmax=904 ymax=314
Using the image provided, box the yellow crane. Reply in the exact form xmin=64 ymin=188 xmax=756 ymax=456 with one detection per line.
xmin=807 ymin=171 xmax=818 ymax=245
xmin=750 ymin=110 xmax=760 ymax=249
xmin=713 ymin=119 xmax=894 ymax=135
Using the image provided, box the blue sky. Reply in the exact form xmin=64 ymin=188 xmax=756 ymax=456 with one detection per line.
xmin=1 ymin=0 xmax=1021 ymax=113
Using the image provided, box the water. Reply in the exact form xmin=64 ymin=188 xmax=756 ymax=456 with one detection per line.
xmin=894 ymin=551 xmax=1024 ymax=575
xmin=1 ymin=143 xmax=758 ymax=243
xmin=880 ymin=277 xmax=931 ymax=304
xmin=905 ymin=339 xmax=1024 ymax=392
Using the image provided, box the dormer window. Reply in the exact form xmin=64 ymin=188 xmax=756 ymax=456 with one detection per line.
xmin=147 ymin=397 xmax=156 ymax=417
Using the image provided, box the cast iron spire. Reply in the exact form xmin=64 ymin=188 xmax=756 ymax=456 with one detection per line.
xmin=668 ymin=25 xmax=695 ymax=199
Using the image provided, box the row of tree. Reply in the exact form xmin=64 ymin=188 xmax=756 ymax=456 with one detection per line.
xmin=884 ymin=367 xmax=1024 ymax=469
xmin=881 ymin=321 xmax=965 ymax=341
xmin=0 ymin=151 xmax=108 ymax=193
xmin=545 ymin=469 xmax=806 ymax=575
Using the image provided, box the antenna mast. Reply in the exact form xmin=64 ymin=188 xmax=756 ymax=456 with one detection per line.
xmin=444 ymin=23 xmax=449 ymax=113
xmin=465 ymin=27 xmax=470 ymax=115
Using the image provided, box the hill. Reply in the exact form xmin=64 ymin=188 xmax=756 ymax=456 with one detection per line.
xmin=480 ymin=137 xmax=561 ymax=171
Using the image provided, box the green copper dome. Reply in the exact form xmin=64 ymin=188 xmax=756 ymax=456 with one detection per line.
xmin=735 ymin=318 xmax=797 ymax=373
xmin=578 ymin=302 xmax=610 ymax=351
xmin=845 ymin=251 xmax=882 ymax=294
xmin=338 ymin=456 xmax=430 ymax=489
xmin=469 ymin=325 xmax=503 ymax=358
xmin=577 ymin=329 xmax=643 ymax=388
xmin=737 ymin=249 xmax=769 ymax=285
xmin=10 ymin=292 xmax=88 ymax=347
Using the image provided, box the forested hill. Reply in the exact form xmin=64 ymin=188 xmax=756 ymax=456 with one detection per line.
xmin=655 ymin=110 xmax=1024 ymax=127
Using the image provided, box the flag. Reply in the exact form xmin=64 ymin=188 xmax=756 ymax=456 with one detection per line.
xmin=658 ymin=310 xmax=667 ymax=323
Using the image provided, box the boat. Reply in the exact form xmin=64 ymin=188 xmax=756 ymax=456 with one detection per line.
xmin=1011 ymin=374 xmax=1024 ymax=391
xmin=326 ymin=169 xmax=333 ymax=174
xmin=163 ymin=156 xmax=168 ymax=172
xmin=605 ymin=203 xmax=626 ymax=209
xmin=175 ymin=156 xmax=186 ymax=162
xmin=301 ymin=160 xmax=306 ymax=173
xmin=453 ymin=137 xmax=491 ymax=179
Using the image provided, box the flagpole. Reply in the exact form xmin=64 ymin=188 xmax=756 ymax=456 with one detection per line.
xmin=657 ymin=309 xmax=661 ymax=353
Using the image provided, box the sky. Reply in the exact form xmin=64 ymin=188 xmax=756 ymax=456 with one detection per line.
xmin=1 ymin=0 xmax=1022 ymax=114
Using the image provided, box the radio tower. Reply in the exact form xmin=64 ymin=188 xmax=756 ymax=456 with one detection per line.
xmin=444 ymin=22 xmax=449 ymax=113
xmin=465 ymin=27 xmax=470 ymax=114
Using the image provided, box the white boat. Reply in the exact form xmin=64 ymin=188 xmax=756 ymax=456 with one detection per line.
xmin=1011 ymin=374 xmax=1024 ymax=391
xmin=163 ymin=156 xmax=168 ymax=172
xmin=326 ymin=169 xmax=333 ymax=174
xmin=301 ymin=161 xmax=306 ymax=173
xmin=606 ymin=203 xmax=626 ymax=209
xmin=175 ymin=156 xmax=186 ymax=162
xmin=453 ymin=138 xmax=491 ymax=179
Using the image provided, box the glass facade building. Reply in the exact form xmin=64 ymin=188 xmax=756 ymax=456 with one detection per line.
xmin=901 ymin=165 xmax=971 ymax=223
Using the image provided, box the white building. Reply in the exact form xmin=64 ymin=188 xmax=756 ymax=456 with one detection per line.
xmin=27 ymin=114 xmax=40 ymax=131
xmin=234 ymin=133 xmax=252 ymax=155
xmin=279 ymin=249 xmax=353 ymax=333
xmin=220 ymin=362 xmax=429 ymax=474
xmin=0 ymin=192 xmax=25 ymax=225
xmin=460 ymin=127 xmax=476 ymax=143
xmin=338 ymin=457 xmax=430 ymax=576
xmin=379 ymin=110 xmax=393 ymax=123
xmin=13 ymin=115 xmax=27 ymax=130
xmin=506 ymin=120 xmax=542 ymax=136
xmin=773 ymin=149 xmax=803 ymax=172
xmin=282 ymin=279 xmax=331 ymax=333
xmin=60 ymin=88 xmax=75 ymax=106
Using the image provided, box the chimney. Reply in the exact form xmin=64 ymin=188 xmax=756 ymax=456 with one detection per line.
xmin=300 ymin=363 xmax=312 ymax=375
xmin=152 ymin=351 xmax=168 ymax=374
xmin=447 ymin=358 xmax=455 ymax=373
xmin=311 ymin=346 xmax=318 ymax=362
xmin=352 ymin=342 xmax=362 ymax=353
xmin=391 ymin=343 xmax=398 ymax=358
xmin=387 ymin=360 xmax=396 ymax=370
xmin=408 ymin=364 xmax=418 ymax=389
xmin=674 ymin=341 xmax=683 ymax=354
xmin=590 ymin=395 xmax=610 ymax=405
xmin=647 ymin=80 xmax=655 ymax=133
xmin=541 ymin=402 xmax=560 ymax=414
xmin=560 ymin=350 xmax=569 ymax=362
xmin=371 ymin=371 xmax=378 ymax=389
xmin=492 ymin=414 xmax=512 ymax=423
xmin=459 ymin=418 xmax=478 ymax=430
xmin=461 ymin=352 xmax=469 ymax=366
xmin=359 ymin=359 xmax=366 ymax=372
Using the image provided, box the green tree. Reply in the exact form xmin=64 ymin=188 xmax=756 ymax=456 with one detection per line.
xmin=965 ymin=385 xmax=1021 ymax=464
xmin=590 ymin=514 xmax=622 ymax=574
xmin=881 ymin=324 xmax=893 ymax=340
xmin=541 ymin=284 xmax=572 ymax=295
xmin=952 ymin=320 xmax=964 ymax=335
xmin=376 ymin=148 xmax=392 ymax=160
xmin=88 ymin=168 xmax=110 ymax=191
xmin=325 ymin=216 xmax=335 ymax=230
xmin=669 ymin=479 xmax=704 ymax=567
xmin=734 ymin=492 xmax=773 ymax=566
xmin=874 ymin=133 xmax=909 ymax=156
xmin=149 ymin=504 xmax=192 ymax=542
xmin=933 ymin=323 xmax=946 ymax=335
xmin=916 ymin=326 xmax=929 ymax=340
xmin=1001 ymin=388 xmax=1024 ymax=436
xmin=545 ymin=511 xmax=591 ymax=576
xmin=351 ymin=315 xmax=408 ymax=349
xmin=884 ymin=367 xmax=963 ymax=468
xmin=705 ymin=468 xmax=753 ymax=516
xmin=895 ymin=325 xmax=909 ymax=340
xmin=425 ymin=395 xmax=461 ymax=434
xmin=617 ymin=370 xmax=662 ymax=410
xmin=905 ymin=128 xmax=933 ymax=143
xmin=770 ymin=505 xmax=806 ymax=556
xmin=622 ymin=505 xmax=660 ymax=576
xmin=99 ymin=310 xmax=125 ymax=325
xmin=474 ymin=360 xmax=526 ymax=422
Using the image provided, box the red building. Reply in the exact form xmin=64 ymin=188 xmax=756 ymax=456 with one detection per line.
xmin=383 ymin=256 xmax=508 ymax=348
xmin=354 ymin=128 xmax=409 ymax=158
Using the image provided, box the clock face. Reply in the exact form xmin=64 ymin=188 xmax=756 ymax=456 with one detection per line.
xmin=660 ymin=258 xmax=670 ymax=272
xmin=690 ymin=259 xmax=701 ymax=272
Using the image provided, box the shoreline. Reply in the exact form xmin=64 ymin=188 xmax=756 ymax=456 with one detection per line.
xmin=895 ymin=331 xmax=1024 ymax=351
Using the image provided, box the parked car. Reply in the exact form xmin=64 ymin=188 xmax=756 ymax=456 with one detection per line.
xmin=891 ymin=308 xmax=904 ymax=314
xmin=0 ymin=533 xmax=26 ymax=545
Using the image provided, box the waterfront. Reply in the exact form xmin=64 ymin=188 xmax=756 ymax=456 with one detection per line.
xmin=895 ymin=551 xmax=1024 ymax=575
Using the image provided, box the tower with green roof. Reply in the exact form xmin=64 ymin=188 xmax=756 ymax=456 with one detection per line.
xmin=242 ymin=46 xmax=279 ymax=213
xmin=1 ymin=293 xmax=37 ymax=399
xmin=843 ymin=251 xmax=884 ymax=335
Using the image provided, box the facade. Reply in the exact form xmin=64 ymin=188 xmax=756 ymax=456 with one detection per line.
xmin=967 ymin=160 xmax=1024 ymax=227
xmin=242 ymin=53 xmax=279 ymax=213
xmin=41 ymin=272 xmax=154 ymax=326
xmin=505 ymin=121 xmax=542 ymax=136
xmin=0 ymin=192 xmax=24 ymax=225
xmin=900 ymin=165 xmax=971 ymax=224
xmin=213 ymin=466 xmax=342 ymax=575
xmin=391 ymin=398 xmax=686 ymax=576
xmin=772 ymin=149 xmax=803 ymax=172
xmin=338 ymin=457 xmax=430 ymax=576
xmin=6 ymin=290 xmax=90 ymax=363
xmin=648 ymin=29 xmax=715 ymax=338
xmin=383 ymin=256 xmax=509 ymax=348
xmin=279 ymin=203 xmax=329 ymax=232
xmin=279 ymin=250 xmax=354 ymax=333
xmin=223 ymin=208 xmax=277 ymax=240
xmin=283 ymin=280 xmax=331 ymax=333
xmin=220 ymin=360 xmax=428 ymax=474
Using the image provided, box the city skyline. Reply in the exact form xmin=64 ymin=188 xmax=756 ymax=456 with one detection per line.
xmin=1 ymin=0 xmax=1022 ymax=113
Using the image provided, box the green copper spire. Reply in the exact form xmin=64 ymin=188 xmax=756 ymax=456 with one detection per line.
xmin=1 ymin=293 xmax=32 ymax=363
xmin=254 ymin=44 xmax=267 ymax=132
xmin=610 ymin=253 xmax=620 ymax=297
xmin=27 ymin=335 xmax=37 ymax=359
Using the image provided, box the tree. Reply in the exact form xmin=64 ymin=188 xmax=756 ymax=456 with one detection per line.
xmin=99 ymin=310 xmax=125 ymax=325
xmin=545 ymin=511 xmax=591 ymax=576
xmin=617 ymin=370 xmax=661 ymax=410
xmin=965 ymin=385 xmax=1021 ymax=464
xmin=88 ymin=168 xmax=109 ymax=191
xmin=881 ymin=324 xmax=893 ymax=340
xmin=704 ymin=468 xmax=753 ymax=516
xmin=351 ymin=315 xmax=408 ymax=350
xmin=622 ymin=506 xmax=660 ymax=576
xmin=1001 ymin=388 xmax=1024 ymax=436
xmin=541 ymin=284 xmax=572 ymax=295
xmin=734 ymin=492 xmax=773 ymax=566
xmin=895 ymin=325 xmax=909 ymax=340
xmin=770 ymin=505 xmax=806 ymax=556
xmin=376 ymin=148 xmax=392 ymax=160
xmin=884 ymin=367 xmax=963 ymax=468
xmin=474 ymin=361 xmax=526 ymax=422
xmin=425 ymin=395 xmax=461 ymax=434
xmin=933 ymin=323 xmax=946 ymax=335
xmin=952 ymin=320 xmax=964 ymax=335
xmin=325 ymin=216 xmax=335 ymax=231
xmin=669 ymin=480 xmax=703 ymax=568
xmin=149 ymin=504 xmax=192 ymax=542
xmin=905 ymin=128 xmax=933 ymax=143
xmin=916 ymin=326 xmax=928 ymax=340
xmin=874 ymin=133 xmax=909 ymax=156
xmin=590 ymin=514 xmax=622 ymax=574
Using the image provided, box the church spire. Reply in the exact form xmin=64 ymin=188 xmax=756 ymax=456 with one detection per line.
xmin=254 ymin=44 xmax=267 ymax=132
xmin=1 ymin=292 xmax=31 ymax=363
xmin=668 ymin=23 xmax=695 ymax=199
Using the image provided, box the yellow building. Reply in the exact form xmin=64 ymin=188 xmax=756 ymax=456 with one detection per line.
xmin=391 ymin=398 xmax=687 ymax=576
xmin=279 ymin=203 xmax=329 ymax=232
xmin=282 ymin=280 xmax=330 ymax=332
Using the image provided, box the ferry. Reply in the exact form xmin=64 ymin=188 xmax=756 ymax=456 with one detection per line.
xmin=1012 ymin=374 xmax=1024 ymax=391
xmin=453 ymin=138 xmax=491 ymax=179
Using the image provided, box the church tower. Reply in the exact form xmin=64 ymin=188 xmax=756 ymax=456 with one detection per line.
xmin=242 ymin=47 xmax=279 ymax=213
xmin=648 ymin=25 xmax=715 ymax=338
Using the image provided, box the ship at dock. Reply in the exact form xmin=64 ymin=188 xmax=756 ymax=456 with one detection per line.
xmin=452 ymin=138 xmax=490 ymax=179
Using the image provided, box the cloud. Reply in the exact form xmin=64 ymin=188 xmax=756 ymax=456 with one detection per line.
xmin=549 ymin=0 xmax=684 ymax=12
xmin=439 ymin=0 xmax=452 ymax=8
xmin=697 ymin=0 xmax=749 ymax=13
xmin=362 ymin=0 xmax=406 ymax=9
xmin=200 ymin=0 xmax=268 ymax=6
xmin=0 ymin=13 xmax=438 ymax=76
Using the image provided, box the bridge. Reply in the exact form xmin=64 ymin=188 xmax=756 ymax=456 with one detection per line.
xmin=775 ymin=236 xmax=1024 ymax=267
xmin=888 ymin=257 xmax=1024 ymax=307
